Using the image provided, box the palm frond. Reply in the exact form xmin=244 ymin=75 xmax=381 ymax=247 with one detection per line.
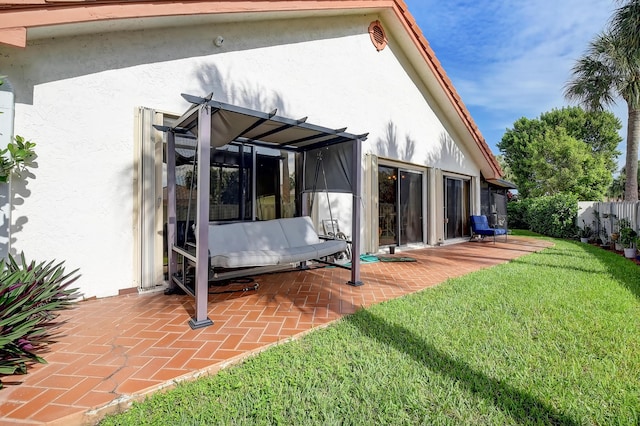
xmin=564 ymin=30 xmax=640 ymax=110
xmin=610 ymin=0 xmax=640 ymax=50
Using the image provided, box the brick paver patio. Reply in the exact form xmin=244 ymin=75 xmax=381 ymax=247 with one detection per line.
xmin=0 ymin=237 xmax=552 ymax=425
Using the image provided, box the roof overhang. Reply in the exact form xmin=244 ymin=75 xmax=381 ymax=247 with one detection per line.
xmin=0 ymin=1 xmax=384 ymax=47
xmin=0 ymin=0 xmax=504 ymax=179
xmin=486 ymin=178 xmax=517 ymax=190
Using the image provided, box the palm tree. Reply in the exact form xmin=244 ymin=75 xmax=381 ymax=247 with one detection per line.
xmin=565 ymin=0 xmax=640 ymax=201
xmin=608 ymin=160 xmax=640 ymax=200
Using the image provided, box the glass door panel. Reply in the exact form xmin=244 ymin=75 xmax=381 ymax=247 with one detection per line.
xmin=444 ymin=177 xmax=470 ymax=239
xmin=378 ymin=166 xmax=398 ymax=246
xmin=378 ymin=166 xmax=424 ymax=248
xmin=209 ymin=144 xmax=252 ymax=221
xmin=255 ymin=148 xmax=297 ymax=220
xmin=399 ymin=170 xmax=423 ymax=245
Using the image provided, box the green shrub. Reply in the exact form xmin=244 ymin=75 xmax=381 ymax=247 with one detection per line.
xmin=508 ymin=194 xmax=578 ymax=238
xmin=507 ymin=199 xmax=529 ymax=229
xmin=0 ymin=254 xmax=80 ymax=388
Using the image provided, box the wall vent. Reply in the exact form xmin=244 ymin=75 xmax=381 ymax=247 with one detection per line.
xmin=369 ymin=20 xmax=388 ymax=51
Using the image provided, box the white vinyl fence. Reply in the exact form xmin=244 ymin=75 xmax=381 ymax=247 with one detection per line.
xmin=578 ymin=201 xmax=640 ymax=242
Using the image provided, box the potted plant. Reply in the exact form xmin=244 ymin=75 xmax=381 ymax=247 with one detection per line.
xmin=609 ymin=215 xmax=622 ymax=250
xmin=578 ymin=222 xmax=592 ymax=243
xmin=618 ymin=220 xmax=637 ymax=259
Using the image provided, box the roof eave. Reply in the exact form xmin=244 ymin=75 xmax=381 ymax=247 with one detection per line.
xmin=0 ymin=0 xmax=503 ymax=178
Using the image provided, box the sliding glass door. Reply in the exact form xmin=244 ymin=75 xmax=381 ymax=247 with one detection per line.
xmin=444 ymin=177 xmax=470 ymax=239
xmin=378 ymin=165 xmax=424 ymax=247
xmin=400 ymin=171 xmax=423 ymax=245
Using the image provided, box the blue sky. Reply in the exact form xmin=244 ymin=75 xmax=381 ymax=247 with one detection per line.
xmin=403 ymin=0 xmax=626 ymax=166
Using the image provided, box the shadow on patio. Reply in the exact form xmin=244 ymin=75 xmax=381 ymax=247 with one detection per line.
xmin=0 ymin=236 xmax=552 ymax=426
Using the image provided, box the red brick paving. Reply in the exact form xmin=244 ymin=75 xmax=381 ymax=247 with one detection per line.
xmin=0 ymin=237 xmax=551 ymax=425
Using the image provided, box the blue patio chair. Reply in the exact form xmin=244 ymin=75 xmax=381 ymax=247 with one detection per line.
xmin=469 ymin=215 xmax=507 ymax=243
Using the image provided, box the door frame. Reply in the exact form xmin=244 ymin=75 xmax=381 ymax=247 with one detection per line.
xmin=442 ymin=173 xmax=472 ymax=240
xmin=375 ymin=158 xmax=428 ymax=249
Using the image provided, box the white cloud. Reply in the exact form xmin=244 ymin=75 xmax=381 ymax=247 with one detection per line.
xmin=404 ymin=0 xmax=628 ymax=168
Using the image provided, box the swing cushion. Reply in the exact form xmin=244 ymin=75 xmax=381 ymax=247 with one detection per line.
xmin=208 ymin=216 xmax=347 ymax=268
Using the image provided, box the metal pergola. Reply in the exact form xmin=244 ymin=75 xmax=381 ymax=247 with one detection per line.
xmin=157 ymin=94 xmax=368 ymax=329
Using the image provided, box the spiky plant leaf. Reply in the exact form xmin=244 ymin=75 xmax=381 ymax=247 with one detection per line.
xmin=0 ymin=253 xmax=80 ymax=388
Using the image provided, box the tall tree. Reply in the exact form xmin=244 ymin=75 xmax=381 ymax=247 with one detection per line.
xmin=565 ymin=0 xmax=640 ymax=201
xmin=495 ymin=155 xmax=515 ymax=183
xmin=498 ymin=107 xmax=621 ymax=200
xmin=609 ymin=160 xmax=640 ymax=199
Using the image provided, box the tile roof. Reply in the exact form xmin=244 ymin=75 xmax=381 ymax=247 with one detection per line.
xmin=0 ymin=0 xmax=502 ymax=177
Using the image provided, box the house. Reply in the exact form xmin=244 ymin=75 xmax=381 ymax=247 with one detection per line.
xmin=0 ymin=0 xmax=507 ymax=302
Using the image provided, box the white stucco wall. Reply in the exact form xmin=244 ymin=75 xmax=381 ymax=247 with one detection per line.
xmin=1 ymin=13 xmax=483 ymax=298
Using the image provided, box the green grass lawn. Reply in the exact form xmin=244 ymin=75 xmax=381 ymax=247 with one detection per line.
xmin=102 ymin=233 xmax=640 ymax=425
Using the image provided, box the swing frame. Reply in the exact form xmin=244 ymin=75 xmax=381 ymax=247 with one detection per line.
xmin=158 ymin=93 xmax=368 ymax=329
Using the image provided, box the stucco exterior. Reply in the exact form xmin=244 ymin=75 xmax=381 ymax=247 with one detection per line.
xmin=0 ymin=5 xmax=499 ymax=299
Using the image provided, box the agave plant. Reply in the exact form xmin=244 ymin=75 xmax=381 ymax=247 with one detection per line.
xmin=0 ymin=254 xmax=80 ymax=388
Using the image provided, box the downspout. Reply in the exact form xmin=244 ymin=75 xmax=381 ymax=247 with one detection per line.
xmin=0 ymin=80 xmax=14 ymax=259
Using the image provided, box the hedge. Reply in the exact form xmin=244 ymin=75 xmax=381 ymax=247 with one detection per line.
xmin=507 ymin=194 xmax=578 ymax=239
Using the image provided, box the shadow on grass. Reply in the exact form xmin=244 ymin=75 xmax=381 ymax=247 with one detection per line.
xmin=347 ymin=309 xmax=579 ymax=425
xmin=505 ymin=241 xmax=640 ymax=300
xmin=534 ymin=248 xmax=592 ymax=257
xmin=568 ymin=240 xmax=640 ymax=300
xmin=509 ymin=257 xmax=613 ymax=276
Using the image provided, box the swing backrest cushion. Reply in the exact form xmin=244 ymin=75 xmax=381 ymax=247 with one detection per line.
xmin=207 ymin=216 xmax=345 ymax=268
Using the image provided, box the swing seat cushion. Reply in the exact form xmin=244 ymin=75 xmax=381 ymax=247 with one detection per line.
xmin=208 ymin=216 xmax=347 ymax=269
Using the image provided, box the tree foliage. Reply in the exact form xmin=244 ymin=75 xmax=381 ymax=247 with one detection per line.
xmin=608 ymin=160 xmax=640 ymax=199
xmin=495 ymin=155 xmax=515 ymax=183
xmin=498 ymin=107 xmax=621 ymax=200
xmin=565 ymin=0 xmax=640 ymax=201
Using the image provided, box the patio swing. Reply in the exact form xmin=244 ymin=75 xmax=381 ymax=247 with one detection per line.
xmin=159 ymin=93 xmax=367 ymax=329
xmin=173 ymin=145 xmax=349 ymax=281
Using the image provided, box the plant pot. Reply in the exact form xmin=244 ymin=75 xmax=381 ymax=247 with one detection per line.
xmin=624 ymin=248 xmax=636 ymax=259
xmin=580 ymin=237 xmax=589 ymax=243
xmin=615 ymin=242 xmax=623 ymax=251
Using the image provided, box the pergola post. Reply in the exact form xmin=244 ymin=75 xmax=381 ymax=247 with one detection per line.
xmin=348 ymin=138 xmax=363 ymax=286
xmin=166 ymin=131 xmax=177 ymax=290
xmin=189 ymin=106 xmax=214 ymax=329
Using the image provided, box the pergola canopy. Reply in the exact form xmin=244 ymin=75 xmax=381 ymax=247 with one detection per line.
xmin=168 ymin=93 xmax=367 ymax=152
xmin=159 ymin=93 xmax=367 ymax=329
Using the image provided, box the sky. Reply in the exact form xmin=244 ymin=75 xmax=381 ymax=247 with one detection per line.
xmin=402 ymin=0 xmax=627 ymax=167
